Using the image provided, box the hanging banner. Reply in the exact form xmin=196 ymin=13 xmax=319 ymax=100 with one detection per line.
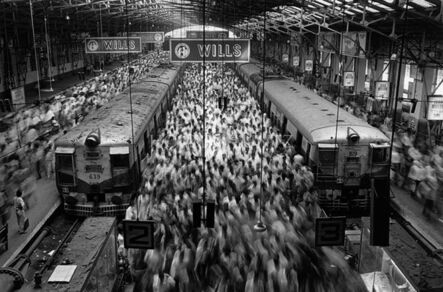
xmin=293 ymin=56 xmax=300 ymax=67
xmin=343 ymin=71 xmax=355 ymax=87
xmin=129 ymin=32 xmax=164 ymax=43
xmin=375 ymin=81 xmax=390 ymax=100
xmin=341 ymin=32 xmax=366 ymax=58
xmin=290 ymin=32 xmax=302 ymax=46
xmin=169 ymin=39 xmax=250 ymax=63
xmin=282 ymin=53 xmax=289 ymax=63
xmin=85 ymin=37 xmax=142 ymax=53
xmin=427 ymin=95 xmax=443 ymax=120
xmin=305 ymin=60 xmax=313 ymax=72
xmin=318 ymin=32 xmax=336 ymax=53
xmin=11 ymin=87 xmax=26 ymax=110
xmin=186 ymin=31 xmax=229 ymax=39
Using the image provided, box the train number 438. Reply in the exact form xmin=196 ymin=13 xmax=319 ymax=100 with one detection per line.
xmin=89 ymin=173 xmax=101 ymax=180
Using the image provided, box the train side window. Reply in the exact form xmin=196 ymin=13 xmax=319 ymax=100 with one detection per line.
xmin=370 ymin=143 xmax=390 ymax=164
xmin=318 ymin=144 xmax=339 ymax=165
xmin=55 ymin=147 xmax=76 ymax=186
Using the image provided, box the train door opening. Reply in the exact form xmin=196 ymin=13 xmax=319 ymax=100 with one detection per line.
xmin=295 ymin=132 xmax=303 ymax=153
xmin=282 ymin=117 xmax=289 ymax=141
xmin=144 ymin=130 xmax=151 ymax=156
xmin=369 ymin=143 xmax=390 ymax=178
xmin=153 ymin=115 xmax=158 ymax=139
xmin=110 ymin=147 xmax=130 ymax=188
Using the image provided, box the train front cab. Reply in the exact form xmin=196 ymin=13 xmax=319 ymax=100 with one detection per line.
xmin=314 ymin=141 xmax=391 ymax=217
xmin=56 ymin=144 xmax=134 ymax=217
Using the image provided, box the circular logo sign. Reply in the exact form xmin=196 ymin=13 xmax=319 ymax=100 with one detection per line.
xmin=154 ymin=33 xmax=163 ymax=42
xmin=87 ymin=40 xmax=99 ymax=52
xmin=174 ymin=43 xmax=190 ymax=59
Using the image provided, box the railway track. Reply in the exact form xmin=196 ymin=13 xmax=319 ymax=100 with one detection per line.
xmin=390 ymin=198 xmax=443 ymax=262
xmin=0 ymin=206 xmax=83 ymax=291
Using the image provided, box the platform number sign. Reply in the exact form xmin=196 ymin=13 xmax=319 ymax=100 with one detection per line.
xmin=123 ymin=220 xmax=155 ymax=249
xmin=315 ymin=217 xmax=346 ymax=247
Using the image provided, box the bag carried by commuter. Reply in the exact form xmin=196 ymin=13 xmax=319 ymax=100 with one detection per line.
xmin=23 ymin=217 xmax=29 ymax=231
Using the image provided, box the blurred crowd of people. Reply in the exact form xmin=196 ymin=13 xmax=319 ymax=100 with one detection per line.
xmin=392 ymin=129 xmax=443 ymax=222
xmin=124 ymin=64 xmax=366 ymax=292
xmin=0 ymin=52 xmax=168 ymax=230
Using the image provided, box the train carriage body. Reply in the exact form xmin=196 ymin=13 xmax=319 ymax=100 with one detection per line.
xmin=236 ymin=61 xmax=390 ymax=216
xmin=54 ymin=63 xmax=183 ymax=216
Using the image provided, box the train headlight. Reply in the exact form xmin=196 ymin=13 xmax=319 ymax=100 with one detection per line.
xmin=85 ymin=131 xmax=101 ymax=147
xmin=347 ymin=127 xmax=360 ymax=144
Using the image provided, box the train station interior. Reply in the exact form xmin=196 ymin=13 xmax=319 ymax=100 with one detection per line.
xmin=1 ymin=0 xmax=443 ymax=291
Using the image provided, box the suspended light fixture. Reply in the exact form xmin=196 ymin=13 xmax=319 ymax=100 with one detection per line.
xmin=41 ymin=14 xmax=54 ymax=92
xmin=29 ymin=0 xmax=42 ymax=103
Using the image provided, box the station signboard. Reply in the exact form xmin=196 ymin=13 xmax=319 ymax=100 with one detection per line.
xmin=129 ymin=32 xmax=164 ymax=43
xmin=85 ymin=37 xmax=142 ymax=54
xmin=282 ymin=53 xmax=289 ymax=63
xmin=11 ymin=86 xmax=26 ymax=110
xmin=315 ymin=216 xmax=346 ymax=247
xmin=170 ymin=39 xmax=250 ymax=63
xmin=343 ymin=71 xmax=355 ymax=87
xmin=186 ymin=30 xmax=229 ymax=39
xmin=375 ymin=81 xmax=390 ymax=100
xmin=123 ymin=220 xmax=155 ymax=249
xmin=305 ymin=60 xmax=313 ymax=72
xmin=427 ymin=95 xmax=443 ymax=120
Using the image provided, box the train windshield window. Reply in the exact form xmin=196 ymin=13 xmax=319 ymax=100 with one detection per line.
xmin=56 ymin=153 xmax=75 ymax=185
xmin=57 ymin=154 xmax=73 ymax=170
xmin=370 ymin=143 xmax=390 ymax=164
xmin=372 ymin=148 xmax=389 ymax=163
xmin=318 ymin=144 xmax=338 ymax=165
xmin=111 ymin=154 xmax=129 ymax=168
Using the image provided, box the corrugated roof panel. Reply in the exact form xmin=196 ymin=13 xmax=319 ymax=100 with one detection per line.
xmin=409 ymin=0 xmax=436 ymax=7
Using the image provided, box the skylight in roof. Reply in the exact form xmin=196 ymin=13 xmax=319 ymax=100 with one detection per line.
xmin=365 ymin=6 xmax=380 ymax=13
xmin=409 ymin=0 xmax=435 ymax=8
xmin=350 ymin=6 xmax=364 ymax=13
xmin=315 ymin=0 xmax=330 ymax=6
xmin=371 ymin=2 xmax=394 ymax=11
xmin=344 ymin=10 xmax=355 ymax=15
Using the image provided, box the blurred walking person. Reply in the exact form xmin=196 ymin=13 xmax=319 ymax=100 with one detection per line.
xmin=13 ymin=190 xmax=28 ymax=234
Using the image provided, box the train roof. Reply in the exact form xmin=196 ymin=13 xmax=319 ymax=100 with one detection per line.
xmin=238 ymin=61 xmax=262 ymax=78
xmin=56 ymin=64 xmax=180 ymax=147
xmin=264 ymin=79 xmax=390 ymax=144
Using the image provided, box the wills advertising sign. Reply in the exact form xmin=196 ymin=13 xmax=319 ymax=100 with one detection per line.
xmin=85 ymin=37 xmax=142 ymax=53
xmin=170 ymin=39 xmax=250 ymax=63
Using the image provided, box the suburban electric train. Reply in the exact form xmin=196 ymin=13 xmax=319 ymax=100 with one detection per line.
xmin=54 ymin=63 xmax=184 ymax=216
xmin=236 ymin=60 xmax=391 ymax=216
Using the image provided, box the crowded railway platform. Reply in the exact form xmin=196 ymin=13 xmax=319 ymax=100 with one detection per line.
xmin=2 ymin=0 xmax=443 ymax=291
